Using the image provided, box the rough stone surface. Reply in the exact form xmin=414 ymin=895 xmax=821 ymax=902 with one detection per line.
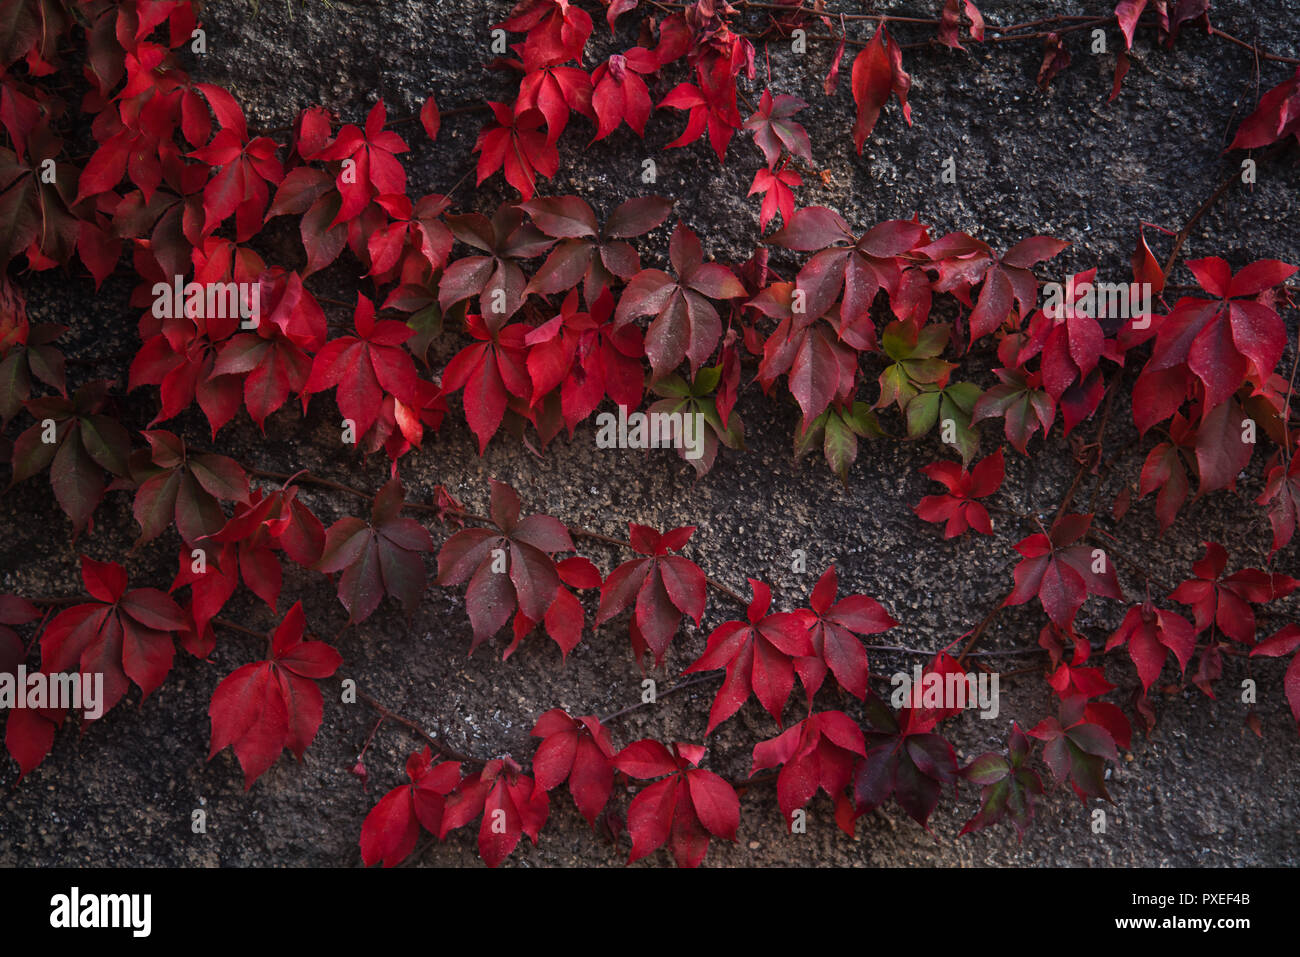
xmin=2 ymin=0 xmax=1299 ymax=867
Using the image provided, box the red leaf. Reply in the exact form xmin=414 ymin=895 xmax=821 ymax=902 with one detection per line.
xmin=850 ymin=25 xmax=909 ymax=153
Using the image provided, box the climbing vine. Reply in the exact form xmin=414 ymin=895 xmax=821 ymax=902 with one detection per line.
xmin=1 ymin=0 xmax=1298 ymax=866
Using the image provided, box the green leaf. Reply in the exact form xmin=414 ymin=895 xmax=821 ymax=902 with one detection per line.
xmin=939 ymin=385 xmax=980 ymax=465
xmin=823 ymin=411 xmax=858 ymax=481
xmin=842 ymin=401 xmax=884 ymax=438
xmin=691 ymin=365 xmax=722 ymax=395
xmin=905 ymin=390 xmax=941 ymax=438
xmin=405 ymin=303 xmax=443 ymax=365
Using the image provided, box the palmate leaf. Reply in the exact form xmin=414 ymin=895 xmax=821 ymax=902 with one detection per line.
xmin=207 ymin=601 xmax=342 ymax=788
xmin=40 ymin=556 xmax=186 ymax=721
xmin=317 ymin=478 xmax=433 ymax=624
xmin=767 ymin=208 xmax=931 ymax=325
xmin=914 ymin=448 xmax=1004 ymax=538
xmin=10 ymin=379 xmax=130 ymax=533
xmin=360 ymin=748 xmax=460 ymax=867
xmin=1166 ymin=542 xmax=1298 ymax=645
xmin=1133 ymin=256 xmax=1296 ymax=435
xmin=959 ymin=722 xmax=1042 ymax=838
xmin=473 ymin=103 xmax=558 ymax=201
xmin=1250 ymin=625 xmax=1300 ymax=729
xmin=751 ymin=711 xmax=866 ymax=827
xmin=1258 ymin=453 xmax=1300 ymax=555
xmin=521 ymin=194 xmax=672 ymax=305
xmin=530 ymin=709 xmax=617 ymax=825
xmin=1106 ymin=601 xmax=1196 ymax=691
xmin=851 ymin=694 xmax=958 ymax=830
xmin=1027 ymin=696 xmax=1121 ymax=803
xmin=794 ymin=565 xmax=897 ymax=699
xmin=303 ymin=293 xmax=420 ymax=440
xmin=614 ymin=739 xmax=739 ymax=868
xmin=971 ymin=368 xmax=1054 ymax=454
xmin=435 ymin=480 xmax=597 ymax=657
xmin=648 ymin=365 xmax=744 ymax=476
xmin=595 ymin=522 xmax=706 ymax=667
xmin=795 ymin=400 xmax=883 ymax=482
xmin=743 ymin=89 xmax=813 ymax=167
xmin=1003 ymin=513 xmax=1122 ymax=628
xmin=129 ymin=429 xmax=249 ymax=546
xmin=615 ymin=221 xmax=745 ymax=379
xmin=685 ymin=579 xmax=813 ymax=733
xmin=0 ymin=320 xmax=65 ymax=427
xmin=439 ymin=756 xmax=549 ymax=868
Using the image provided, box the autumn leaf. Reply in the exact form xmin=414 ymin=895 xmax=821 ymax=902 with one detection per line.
xmin=436 ymin=480 xmax=595 ymax=657
xmin=303 ymin=293 xmax=420 ymax=440
xmin=751 ymin=711 xmax=866 ymax=827
xmin=743 ymin=89 xmax=813 ymax=167
xmin=918 ymin=232 xmax=1067 ymax=344
xmin=497 ymin=0 xmax=593 ymax=66
xmin=1003 ymin=513 xmax=1123 ymax=627
xmin=440 ymin=312 xmax=532 ymax=454
xmin=794 ymin=565 xmax=897 ymax=700
xmin=313 ymin=99 xmax=408 ymax=228
xmin=595 ymin=522 xmax=706 ymax=666
xmin=1106 ymin=601 xmax=1196 ymax=690
xmin=1258 ymin=452 xmax=1300 ymax=555
xmin=473 ymin=102 xmax=558 ymax=201
xmin=129 ymin=429 xmax=249 ymax=546
xmin=9 ymin=379 xmax=130 ymax=533
xmin=439 ymin=204 xmax=553 ymax=319
xmin=520 ymin=194 xmax=672 ymax=304
xmin=615 ymin=221 xmax=745 ymax=379
xmin=1228 ymin=65 xmax=1300 ymax=149
xmin=614 ymin=739 xmax=739 ymax=867
xmin=1027 ymin=695 xmax=1120 ymax=803
xmin=1249 ymin=625 xmax=1300 ymax=729
xmin=40 ymin=556 xmax=185 ymax=721
xmin=748 ymin=164 xmax=801 ymax=231
xmin=850 ymin=24 xmax=911 ymax=153
xmin=937 ymin=0 xmax=986 ymax=50
xmin=768 ymin=207 xmax=931 ymax=326
xmin=971 ymin=368 xmax=1056 ymax=454
xmin=208 ymin=602 xmax=343 ymax=788
xmin=187 ymin=84 xmax=284 ymax=240
xmin=1167 ymin=541 xmax=1298 ymax=645
xmin=914 ymin=448 xmax=1004 ymax=538
xmin=316 ymin=478 xmax=433 ymax=624
xmin=1 ymin=593 xmax=58 ymax=780
xmin=360 ymin=748 xmax=460 ymax=867
xmin=531 ymin=708 xmax=617 ymax=824
xmin=439 ymin=756 xmax=549 ymax=867
xmin=852 ymin=694 xmax=958 ymax=830
xmin=590 ymin=49 xmax=658 ymax=141
xmin=1134 ymin=256 xmax=1296 ymax=430
xmin=684 ymin=579 xmax=813 ymax=733
xmin=523 ymin=288 xmax=645 ymax=435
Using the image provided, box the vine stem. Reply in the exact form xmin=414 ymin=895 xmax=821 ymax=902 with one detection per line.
xmin=1161 ymin=168 xmax=1240 ymax=277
